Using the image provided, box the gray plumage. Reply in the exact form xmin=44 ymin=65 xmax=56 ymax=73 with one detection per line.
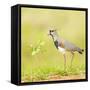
xmin=63 ymin=40 xmax=84 ymax=54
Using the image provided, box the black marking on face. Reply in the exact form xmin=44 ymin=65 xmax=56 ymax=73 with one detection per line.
xmin=49 ymin=30 xmax=56 ymax=35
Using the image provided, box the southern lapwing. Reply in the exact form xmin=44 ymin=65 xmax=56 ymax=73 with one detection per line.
xmin=48 ymin=29 xmax=84 ymax=70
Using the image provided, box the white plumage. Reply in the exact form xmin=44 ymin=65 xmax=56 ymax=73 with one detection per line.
xmin=58 ymin=46 xmax=66 ymax=54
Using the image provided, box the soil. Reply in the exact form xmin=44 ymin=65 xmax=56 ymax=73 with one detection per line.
xmin=48 ymin=74 xmax=85 ymax=81
xmin=21 ymin=74 xmax=85 ymax=83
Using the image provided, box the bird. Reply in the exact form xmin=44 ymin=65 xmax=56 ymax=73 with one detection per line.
xmin=48 ymin=29 xmax=84 ymax=70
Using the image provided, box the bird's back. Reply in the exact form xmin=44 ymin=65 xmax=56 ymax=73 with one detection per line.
xmin=63 ymin=40 xmax=78 ymax=51
xmin=58 ymin=39 xmax=83 ymax=54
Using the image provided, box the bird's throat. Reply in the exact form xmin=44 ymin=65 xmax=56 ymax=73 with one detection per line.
xmin=51 ymin=35 xmax=59 ymax=41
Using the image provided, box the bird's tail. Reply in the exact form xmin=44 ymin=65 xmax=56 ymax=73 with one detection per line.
xmin=77 ymin=48 xmax=84 ymax=54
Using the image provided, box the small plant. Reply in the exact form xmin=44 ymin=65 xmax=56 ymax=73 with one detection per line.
xmin=30 ymin=40 xmax=45 ymax=56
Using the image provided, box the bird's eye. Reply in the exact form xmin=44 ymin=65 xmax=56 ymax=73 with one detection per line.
xmin=49 ymin=30 xmax=54 ymax=33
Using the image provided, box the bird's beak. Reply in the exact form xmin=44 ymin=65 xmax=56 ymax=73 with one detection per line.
xmin=48 ymin=33 xmax=50 ymax=36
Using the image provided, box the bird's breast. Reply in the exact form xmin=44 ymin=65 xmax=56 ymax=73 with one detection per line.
xmin=58 ymin=46 xmax=66 ymax=54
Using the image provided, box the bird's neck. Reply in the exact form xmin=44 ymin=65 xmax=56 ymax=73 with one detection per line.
xmin=51 ymin=34 xmax=60 ymax=41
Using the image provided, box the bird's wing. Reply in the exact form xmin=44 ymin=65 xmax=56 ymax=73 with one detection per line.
xmin=58 ymin=39 xmax=78 ymax=51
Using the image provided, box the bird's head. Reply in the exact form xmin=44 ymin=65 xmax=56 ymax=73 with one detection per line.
xmin=48 ymin=29 xmax=57 ymax=36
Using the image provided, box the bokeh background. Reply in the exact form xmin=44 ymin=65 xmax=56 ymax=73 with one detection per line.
xmin=21 ymin=7 xmax=86 ymax=82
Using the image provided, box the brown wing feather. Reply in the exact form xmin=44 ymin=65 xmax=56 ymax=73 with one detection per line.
xmin=58 ymin=39 xmax=65 ymax=48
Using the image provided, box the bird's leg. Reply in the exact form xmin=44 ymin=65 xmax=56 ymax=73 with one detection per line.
xmin=70 ymin=52 xmax=74 ymax=68
xmin=63 ymin=53 xmax=66 ymax=71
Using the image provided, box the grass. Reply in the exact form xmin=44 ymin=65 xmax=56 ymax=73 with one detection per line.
xmin=21 ymin=49 xmax=85 ymax=82
xmin=21 ymin=8 xmax=86 ymax=82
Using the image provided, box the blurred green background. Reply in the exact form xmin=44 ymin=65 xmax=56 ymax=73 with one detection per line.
xmin=21 ymin=7 xmax=86 ymax=82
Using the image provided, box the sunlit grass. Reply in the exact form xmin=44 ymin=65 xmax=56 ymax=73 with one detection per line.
xmin=21 ymin=47 xmax=85 ymax=82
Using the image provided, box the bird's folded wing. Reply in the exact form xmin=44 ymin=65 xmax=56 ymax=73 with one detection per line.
xmin=59 ymin=39 xmax=77 ymax=51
